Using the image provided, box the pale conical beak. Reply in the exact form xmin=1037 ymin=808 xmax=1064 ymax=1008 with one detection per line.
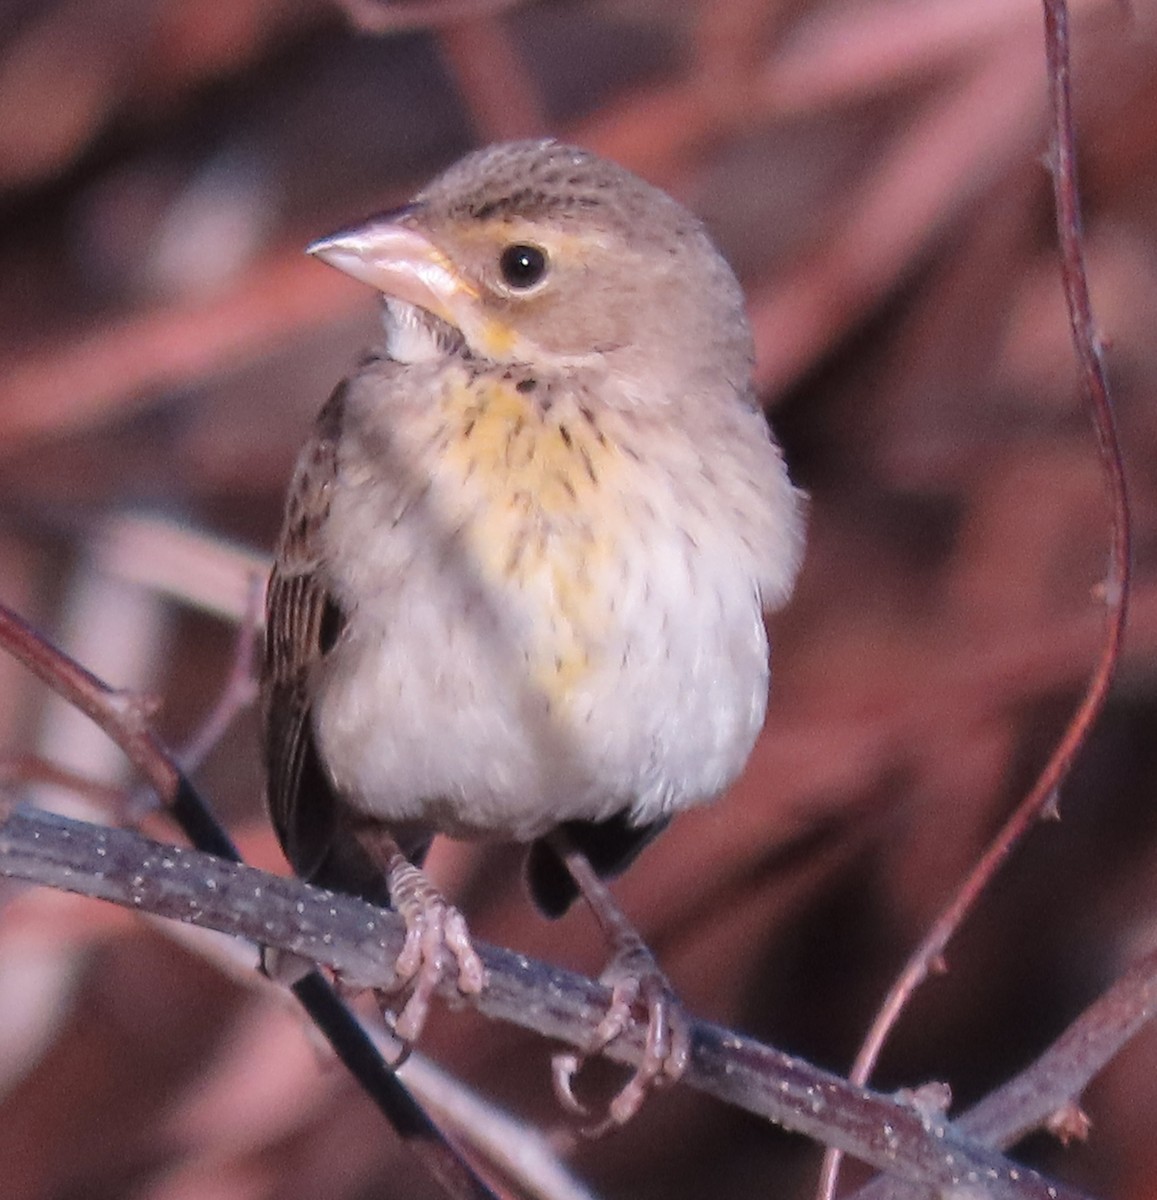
xmin=307 ymin=216 xmax=475 ymax=329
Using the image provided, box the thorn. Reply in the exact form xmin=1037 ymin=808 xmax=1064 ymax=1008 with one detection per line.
xmin=1041 ymin=790 xmax=1063 ymax=821
xmin=109 ymin=688 xmax=163 ymax=727
xmin=894 ymin=1081 xmax=952 ymax=1118
xmin=1093 ymin=576 xmax=1123 ymax=607
xmin=1046 ymin=1101 xmax=1092 ymax=1145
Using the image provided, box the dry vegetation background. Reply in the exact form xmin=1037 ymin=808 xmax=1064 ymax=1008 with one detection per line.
xmin=2 ymin=1 xmax=1157 ymax=1197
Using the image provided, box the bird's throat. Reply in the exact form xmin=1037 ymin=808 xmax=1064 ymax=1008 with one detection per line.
xmin=382 ymin=298 xmax=462 ymax=364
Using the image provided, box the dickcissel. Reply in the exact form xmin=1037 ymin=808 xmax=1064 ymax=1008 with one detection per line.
xmin=261 ymin=139 xmax=805 ymax=1123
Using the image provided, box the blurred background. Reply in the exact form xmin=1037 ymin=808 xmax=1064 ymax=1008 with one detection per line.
xmin=2 ymin=0 xmax=1157 ymax=1197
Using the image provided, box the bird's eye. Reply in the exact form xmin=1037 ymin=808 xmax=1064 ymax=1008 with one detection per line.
xmin=499 ymin=243 xmax=549 ymax=290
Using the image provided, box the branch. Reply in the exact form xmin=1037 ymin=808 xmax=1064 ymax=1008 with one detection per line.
xmin=820 ymin=1 xmax=1132 ymax=1195
xmin=177 ymin=572 xmax=263 ymax=771
xmin=0 ymin=601 xmax=497 ymax=1200
xmin=846 ymin=942 xmax=1157 ymax=1200
xmin=0 ymin=802 xmax=1099 ymax=1200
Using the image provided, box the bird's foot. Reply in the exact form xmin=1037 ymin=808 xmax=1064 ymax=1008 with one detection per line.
xmin=381 ymin=855 xmax=486 ymax=1046
xmin=552 ymin=934 xmax=692 ymax=1135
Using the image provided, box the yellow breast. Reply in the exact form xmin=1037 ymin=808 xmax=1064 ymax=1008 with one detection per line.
xmin=436 ymin=375 xmax=625 ymax=703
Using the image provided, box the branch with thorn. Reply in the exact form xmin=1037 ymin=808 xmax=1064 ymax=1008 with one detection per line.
xmin=817 ymin=1 xmax=1133 ymax=1196
xmin=2 ymin=796 xmax=1146 ymax=1200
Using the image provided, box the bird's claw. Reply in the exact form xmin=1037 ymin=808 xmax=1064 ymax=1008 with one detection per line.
xmin=551 ymin=1050 xmax=588 ymax=1117
xmin=552 ymin=941 xmax=692 ymax=1135
xmin=382 ymin=862 xmax=486 ymax=1046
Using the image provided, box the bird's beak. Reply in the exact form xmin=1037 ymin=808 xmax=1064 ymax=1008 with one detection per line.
xmin=307 ymin=213 xmax=475 ymax=329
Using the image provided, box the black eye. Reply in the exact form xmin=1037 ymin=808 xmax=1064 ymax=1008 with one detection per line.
xmin=499 ymin=243 xmax=548 ymax=290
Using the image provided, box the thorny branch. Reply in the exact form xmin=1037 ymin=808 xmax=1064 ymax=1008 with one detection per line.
xmin=0 ymin=801 xmax=1106 ymax=1200
xmin=846 ymin=944 xmax=1157 ymax=1200
xmin=0 ymin=601 xmax=498 ymax=1200
xmin=820 ymin=0 xmax=1133 ymax=1196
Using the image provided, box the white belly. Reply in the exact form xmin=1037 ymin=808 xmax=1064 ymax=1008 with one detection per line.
xmin=314 ymin=526 xmax=769 ymax=839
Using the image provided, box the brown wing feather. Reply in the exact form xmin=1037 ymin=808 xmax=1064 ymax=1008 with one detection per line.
xmin=261 ymin=384 xmax=348 ymax=881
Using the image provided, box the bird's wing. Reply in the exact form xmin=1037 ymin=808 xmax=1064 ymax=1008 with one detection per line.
xmin=261 ymin=384 xmax=348 ymax=882
xmin=525 ymin=813 xmax=669 ymax=918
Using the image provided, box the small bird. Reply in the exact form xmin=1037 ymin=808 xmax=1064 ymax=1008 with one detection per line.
xmin=261 ymin=139 xmax=804 ymax=1124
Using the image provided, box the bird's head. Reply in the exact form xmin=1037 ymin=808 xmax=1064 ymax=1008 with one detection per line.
xmin=308 ymin=140 xmax=754 ymax=397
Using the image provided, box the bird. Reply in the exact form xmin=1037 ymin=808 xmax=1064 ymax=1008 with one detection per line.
xmin=261 ymin=138 xmax=805 ymax=1126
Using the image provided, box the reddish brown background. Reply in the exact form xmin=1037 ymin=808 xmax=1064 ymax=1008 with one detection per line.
xmin=2 ymin=2 xmax=1157 ymax=1197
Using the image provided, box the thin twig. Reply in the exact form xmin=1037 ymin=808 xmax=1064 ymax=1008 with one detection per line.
xmin=0 ymin=605 xmax=182 ymax=808
xmin=818 ymin=1 xmax=1131 ymax=1196
xmin=177 ymin=568 xmax=263 ymax=772
xmin=956 ymin=944 xmax=1157 ymax=1148
xmin=129 ymin=568 xmax=263 ymax=820
xmin=0 ymin=601 xmax=498 ymax=1200
xmin=846 ymin=941 xmax=1157 ymax=1200
xmin=0 ymin=753 xmax=128 ymax=811
xmin=0 ymin=803 xmax=1098 ymax=1200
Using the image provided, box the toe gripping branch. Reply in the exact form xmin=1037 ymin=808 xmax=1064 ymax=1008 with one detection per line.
xmin=386 ymin=849 xmax=487 ymax=1042
xmin=547 ymin=830 xmax=692 ymax=1134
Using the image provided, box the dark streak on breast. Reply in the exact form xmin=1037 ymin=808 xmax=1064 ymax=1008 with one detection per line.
xmin=577 ymin=405 xmax=609 ymax=448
